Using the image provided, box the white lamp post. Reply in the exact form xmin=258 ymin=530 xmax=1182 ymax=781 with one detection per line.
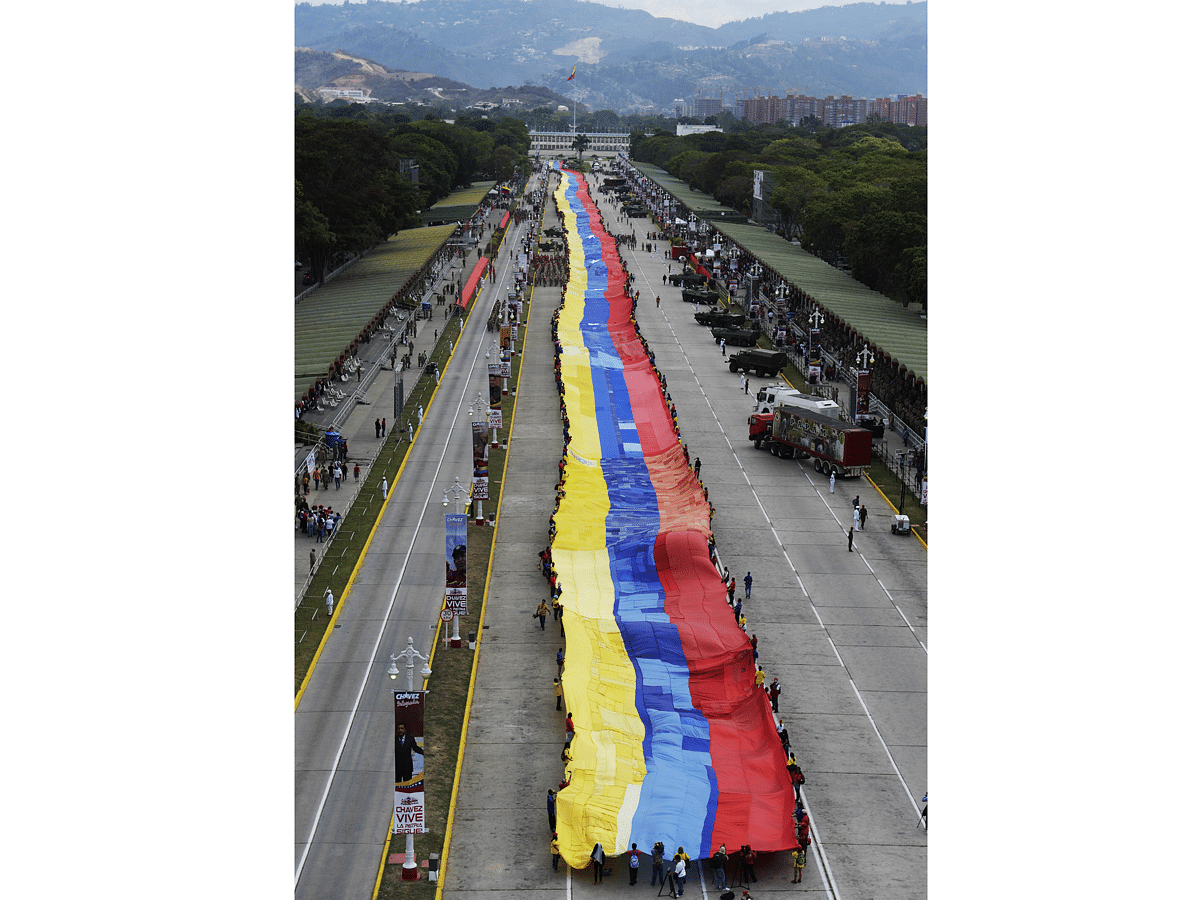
xmin=388 ymin=638 xmax=431 ymax=879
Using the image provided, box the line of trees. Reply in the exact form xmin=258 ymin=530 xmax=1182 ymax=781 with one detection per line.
xmin=631 ymin=121 xmax=926 ymax=308
xmin=295 ymin=104 xmax=533 ymax=283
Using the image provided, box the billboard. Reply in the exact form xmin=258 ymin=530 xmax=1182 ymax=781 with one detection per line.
xmin=472 ymin=422 xmax=489 ymax=500
xmin=393 ymin=690 xmax=428 ymax=834
xmin=856 ymin=371 xmax=871 ymax=418
xmin=445 ymin=512 xmax=468 ymax=615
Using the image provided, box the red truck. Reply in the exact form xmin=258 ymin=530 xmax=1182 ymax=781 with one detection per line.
xmin=748 ymin=399 xmax=873 ymax=477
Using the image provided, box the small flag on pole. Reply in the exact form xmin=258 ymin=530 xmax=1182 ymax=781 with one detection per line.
xmin=567 ymin=65 xmax=576 ymax=81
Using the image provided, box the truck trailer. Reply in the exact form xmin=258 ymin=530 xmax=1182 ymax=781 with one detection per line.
xmin=749 ymin=402 xmax=872 ymax=477
xmin=752 ymin=384 xmax=842 ymax=419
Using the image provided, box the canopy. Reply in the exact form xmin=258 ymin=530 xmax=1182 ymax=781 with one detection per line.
xmin=551 ymin=169 xmax=795 ymax=870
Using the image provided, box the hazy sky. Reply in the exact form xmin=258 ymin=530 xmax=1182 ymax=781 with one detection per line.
xmin=299 ymin=0 xmax=868 ymax=29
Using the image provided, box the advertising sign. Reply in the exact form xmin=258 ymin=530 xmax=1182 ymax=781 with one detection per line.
xmin=856 ymin=371 xmax=872 ymax=418
xmin=472 ymin=422 xmax=489 ymax=500
xmin=445 ymin=512 xmax=468 ymax=614
xmin=393 ymin=690 xmax=428 ymax=834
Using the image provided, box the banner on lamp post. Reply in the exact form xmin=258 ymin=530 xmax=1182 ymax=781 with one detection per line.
xmin=393 ymin=690 xmax=428 ymax=834
xmin=856 ymin=371 xmax=871 ymax=419
xmin=445 ymin=512 xmax=468 ymax=614
xmin=488 ymin=366 xmax=503 ymax=429
xmin=471 ymin=422 xmax=489 ymax=500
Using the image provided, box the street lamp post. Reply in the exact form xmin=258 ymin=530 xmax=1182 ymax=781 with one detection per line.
xmin=807 ymin=309 xmax=825 ymax=384
xmin=388 ymin=638 xmax=432 ymax=879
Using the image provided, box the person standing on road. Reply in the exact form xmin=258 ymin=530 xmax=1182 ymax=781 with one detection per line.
xmin=628 ymin=842 xmax=641 ymax=885
xmin=744 ymin=571 xmax=753 ymax=598
xmin=859 ymin=505 xmax=867 ymax=530
xmin=740 ymin=373 xmax=746 ymax=393
xmin=673 ymin=854 xmax=688 ymax=895
xmin=324 ymin=587 xmax=334 ymax=616
xmin=553 ymin=676 xmax=563 ymax=710
xmin=852 ymin=506 xmax=860 ymax=531
xmin=650 ymin=842 xmax=665 ymax=886
xmin=742 ymin=845 xmax=758 ymax=883
xmin=535 ymin=600 xmax=549 ymax=630
xmin=848 ymin=526 xmax=854 ymax=552
xmin=375 ymin=418 xmax=381 ymax=438
xmin=310 ymin=547 xmax=317 ymax=574
xmin=792 ymin=848 xmax=805 ymax=883
xmin=720 ymin=337 xmax=726 ymax=356
xmin=693 ymin=457 xmax=702 ymax=479
xmin=592 ymin=843 xmax=606 ymax=884
xmin=829 ymin=470 xmax=836 ymax=493
xmin=711 ymin=844 xmax=728 ymax=890
xmin=551 ymin=833 xmax=561 ymax=871
xmin=547 ymin=789 xmax=557 ymax=831
xmin=769 ymin=677 xmax=781 ymax=712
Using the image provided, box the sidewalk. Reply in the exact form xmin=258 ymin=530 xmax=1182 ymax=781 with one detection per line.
xmin=293 ymin=211 xmax=508 ymax=600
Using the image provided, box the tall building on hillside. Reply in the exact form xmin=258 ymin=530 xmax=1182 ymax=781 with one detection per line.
xmin=693 ymin=97 xmax=724 ymax=120
xmin=741 ymin=92 xmax=927 ymax=128
xmin=867 ymin=94 xmax=927 ymax=126
xmin=823 ymin=95 xmax=867 ymax=127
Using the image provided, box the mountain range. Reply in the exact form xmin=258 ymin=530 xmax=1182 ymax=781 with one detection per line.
xmin=295 ymin=0 xmax=926 ymax=114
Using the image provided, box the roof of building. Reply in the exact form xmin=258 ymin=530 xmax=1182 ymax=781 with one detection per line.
xmin=294 ymin=224 xmax=457 ymax=402
xmin=421 ymin=180 xmax=496 ymax=225
xmin=631 ymin=162 xmax=926 ymax=383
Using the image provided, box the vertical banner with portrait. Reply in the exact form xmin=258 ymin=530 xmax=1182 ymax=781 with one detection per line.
xmin=501 ymin=324 xmax=512 ymax=352
xmin=393 ymin=690 xmax=428 ymax=834
xmin=488 ymin=365 xmax=503 ymax=429
xmin=856 ymin=371 xmax=872 ymax=419
xmin=472 ymin=421 xmax=489 ymax=501
xmin=445 ymin=512 xmax=468 ymax=616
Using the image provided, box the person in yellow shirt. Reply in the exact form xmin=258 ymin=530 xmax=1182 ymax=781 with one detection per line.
xmin=791 ymin=847 xmax=805 ymax=883
xmin=754 ymin=666 xmax=765 ymax=688
xmin=551 ymin=833 xmax=561 ymax=871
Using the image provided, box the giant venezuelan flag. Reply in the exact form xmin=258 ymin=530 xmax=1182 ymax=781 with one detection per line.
xmin=551 ymin=169 xmax=796 ymax=869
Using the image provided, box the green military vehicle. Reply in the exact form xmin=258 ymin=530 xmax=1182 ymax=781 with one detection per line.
xmin=669 ymin=271 xmax=710 ymax=287
xmin=682 ymin=287 xmax=721 ymax=305
xmin=728 ymin=348 xmax=788 ymax=378
xmin=711 ymin=326 xmax=761 ymax=347
xmin=694 ymin=310 xmax=746 ymax=328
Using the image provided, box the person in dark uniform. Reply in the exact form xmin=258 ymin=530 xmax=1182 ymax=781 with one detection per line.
xmin=394 ymin=723 xmax=424 ymax=783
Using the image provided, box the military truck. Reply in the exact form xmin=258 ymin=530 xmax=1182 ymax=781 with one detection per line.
xmin=682 ymin=287 xmax=721 ymax=305
xmin=711 ymin=326 xmax=760 ymax=347
xmin=669 ymin=271 xmax=710 ymax=287
xmin=728 ymin=348 xmax=788 ymax=377
xmin=694 ymin=310 xmax=746 ymax=328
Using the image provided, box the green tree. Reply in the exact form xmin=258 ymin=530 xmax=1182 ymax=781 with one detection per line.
xmin=571 ymin=132 xmax=591 ymax=161
xmin=769 ymin=169 xmax=827 ymax=242
xmin=295 ymin=180 xmax=336 ymax=282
